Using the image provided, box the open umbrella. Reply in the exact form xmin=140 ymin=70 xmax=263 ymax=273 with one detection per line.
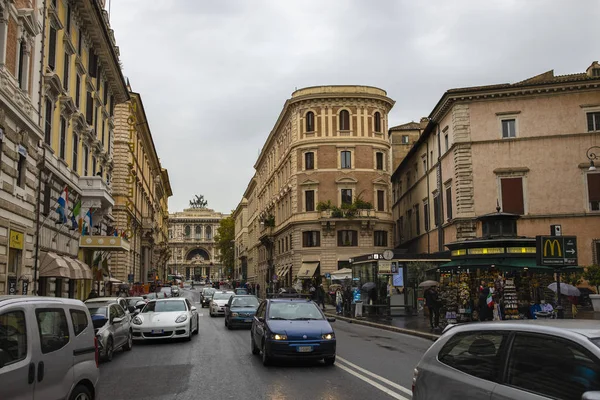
xmin=419 ymin=280 xmax=440 ymax=288
xmin=361 ymin=282 xmax=376 ymax=291
xmin=548 ymin=282 xmax=580 ymax=297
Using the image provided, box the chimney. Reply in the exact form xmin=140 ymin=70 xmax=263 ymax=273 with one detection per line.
xmin=419 ymin=117 xmax=429 ymax=131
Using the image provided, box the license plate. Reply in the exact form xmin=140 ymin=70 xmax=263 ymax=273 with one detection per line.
xmin=244 ymin=319 xmax=252 ymax=323
xmin=151 ymin=329 xmax=164 ymax=334
xmin=297 ymin=346 xmax=313 ymax=353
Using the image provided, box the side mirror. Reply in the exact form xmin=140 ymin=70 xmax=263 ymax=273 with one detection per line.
xmin=191 ymin=306 xmax=197 ymax=312
xmin=327 ymin=317 xmax=336 ymax=323
xmin=112 ymin=317 xmax=124 ymax=324
xmin=582 ymin=392 xmax=600 ymax=400
xmin=133 ymin=309 xmax=141 ymax=315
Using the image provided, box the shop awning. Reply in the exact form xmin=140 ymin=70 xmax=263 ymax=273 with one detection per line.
xmin=439 ymin=258 xmax=505 ymax=271
xmin=72 ymin=258 xmax=93 ymax=280
xmin=63 ymin=258 xmax=84 ymax=280
xmin=331 ymin=268 xmax=352 ymax=280
xmin=279 ymin=265 xmax=291 ymax=278
xmin=39 ymin=252 xmax=72 ymax=278
xmin=439 ymin=257 xmax=583 ymax=273
xmin=298 ymin=262 xmax=319 ymax=279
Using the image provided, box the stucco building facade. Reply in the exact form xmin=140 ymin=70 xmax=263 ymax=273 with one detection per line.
xmin=392 ymin=62 xmax=600 ymax=266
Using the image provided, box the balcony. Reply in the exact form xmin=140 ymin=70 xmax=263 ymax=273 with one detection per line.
xmin=79 ymin=176 xmax=114 ymax=210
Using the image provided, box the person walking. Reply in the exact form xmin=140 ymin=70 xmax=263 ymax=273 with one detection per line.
xmin=335 ymin=288 xmax=343 ymax=315
xmin=317 ymin=284 xmax=326 ymax=311
xmin=424 ymin=285 xmax=440 ymax=330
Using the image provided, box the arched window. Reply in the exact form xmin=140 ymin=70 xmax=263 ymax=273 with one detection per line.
xmin=184 ymin=225 xmax=191 ymax=236
xmin=339 ymin=110 xmax=350 ymax=131
xmin=195 ymin=225 xmax=202 ymax=239
xmin=206 ymin=226 xmax=212 ymax=240
xmin=306 ymin=111 xmax=315 ymax=132
xmin=374 ymin=112 xmax=381 ymax=132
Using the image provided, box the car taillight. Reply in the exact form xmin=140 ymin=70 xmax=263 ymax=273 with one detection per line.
xmin=94 ymin=337 xmax=99 ymax=368
xmin=412 ymin=367 xmax=419 ymax=394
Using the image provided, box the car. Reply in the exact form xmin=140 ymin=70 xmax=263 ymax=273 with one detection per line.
xmin=171 ymin=286 xmax=180 ymax=297
xmin=143 ymin=292 xmax=159 ymax=301
xmin=201 ymin=287 xmax=216 ymax=308
xmin=224 ymin=295 xmax=260 ymax=329
xmin=412 ymin=320 xmax=600 ymax=400
xmin=234 ymin=288 xmax=249 ymax=295
xmin=209 ymin=291 xmax=235 ymax=317
xmin=86 ymin=296 xmax=130 ymax=314
xmin=85 ymin=299 xmax=133 ymax=361
xmin=159 ymin=287 xmax=172 ymax=298
xmin=124 ymin=296 xmax=146 ymax=313
xmin=250 ymin=298 xmax=336 ymax=366
xmin=0 ymin=296 xmax=99 ymax=400
xmin=132 ymin=298 xmax=199 ymax=341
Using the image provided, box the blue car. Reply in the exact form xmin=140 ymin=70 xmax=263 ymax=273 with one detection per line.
xmin=224 ymin=295 xmax=259 ymax=329
xmin=250 ymin=298 xmax=336 ymax=366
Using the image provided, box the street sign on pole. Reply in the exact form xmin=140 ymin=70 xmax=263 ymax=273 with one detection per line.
xmin=535 ymin=236 xmax=578 ymax=267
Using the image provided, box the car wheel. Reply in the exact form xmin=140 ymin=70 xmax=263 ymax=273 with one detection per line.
xmin=261 ymin=340 xmax=270 ymax=366
xmin=69 ymin=384 xmax=93 ymax=400
xmin=193 ymin=315 xmax=199 ymax=334
xmin=324 ymin=356 xmax=336 ymax=366
xmin=251 ymin=334 xmax=259 ymax=355
xmin=123 ymin=331 xmax=133 ymax=351
xmin=186 ymin=322 xmax=192 ymax=341
xmin=105 ymin=337 xmax=114 ymax=362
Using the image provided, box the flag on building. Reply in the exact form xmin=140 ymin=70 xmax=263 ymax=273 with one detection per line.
xmin=83 ymin=209 xmax=93 ymax=235
xmin=113 ymin=228 xmax=119 ymax=237
xmin=70 ymin=199 xmax=81 ymax=231
xmin=55 ymin=186 xmax=68 ymax=224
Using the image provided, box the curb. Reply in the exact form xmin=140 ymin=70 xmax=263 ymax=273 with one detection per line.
xmin=325 ymin=313 xmax=440 ymax=341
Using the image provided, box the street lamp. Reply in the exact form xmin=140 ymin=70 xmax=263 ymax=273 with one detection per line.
xmin=587 ymin=146 xmax=600 ymax=171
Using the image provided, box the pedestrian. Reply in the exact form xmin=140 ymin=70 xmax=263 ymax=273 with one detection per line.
xmin=86 ymin=289 xmax=98 ymax=301
xmin=335 ymin=288 xmax=343 ymax=315
xmin=256 ymin=283 xmax=261 ymax=298
xmin=317 ymin=284 xmax=326 ymax=311
xmin=424 ymin=285 xmax=440 ymax=330
xmin=309 ymin=283 xmax=316 ymax=300
xmin=343 ymin=286 xmax=352 ymax=316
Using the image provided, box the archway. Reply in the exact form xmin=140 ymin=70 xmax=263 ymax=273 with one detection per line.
xmin=185 ymin=248 xmax=211 ymax=281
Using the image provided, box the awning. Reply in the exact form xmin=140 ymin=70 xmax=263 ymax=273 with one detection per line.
xmin=298 ymin=262 xmax=319 ymax=279
xmin=63 ymin=258 xmax=84 ymax=280
xmin=104 ymin=277 xmax=122 ymax=284
xmin=72 ymin=258 xmax=93 ymax=280
xmin=439 ymin=257 xmax=582 ymax=273
xmin=39 ymin=252 xmax=72 ymax=278
xmin=331 ymin=268 xmax=352 ymax=280
xmin=277 ymin=265 xmax=291 ymax=278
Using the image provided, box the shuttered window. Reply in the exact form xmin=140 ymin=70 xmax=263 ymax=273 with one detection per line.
xmin=86 ymin=92 xmax=93 ymax=125
xmin=374 ymin=112 xmax=381 ymax=132
xmin=446 ymin=186 xmax=453 ymax=220
xmin=501 ymin=177 xmax=525 ymax=214
xmin=377 ymin=190 xmax=385 ymax=211
xmin=48 ymin=27 xmax=57 ymax=70
xmin=588 ymin=173 xmax=600 ymax=211
xmin=339 ymin=110 xmax=350 ymax=130
xmin=306 ymin=112 xmax=314 ymax=132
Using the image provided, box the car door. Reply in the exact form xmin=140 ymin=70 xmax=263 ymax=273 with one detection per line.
xmin=109 ymin=305 xmax=125 ymax=348
xmin=0 ymin=304 xmax=34 ymax=400
xmin=225 ymin=297 xmax=233 ymax=321
xmin=253 ymin=302 xmax=267 ymax=347
xmin=32 ymin=306 xmax=74 ymax=400
xmin=491 ymin=332 xmax=600 ymax=400
xmin=185 ymin=299 xmax=196 ymax=330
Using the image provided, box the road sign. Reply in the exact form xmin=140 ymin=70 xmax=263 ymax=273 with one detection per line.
xmin=536 ymin=236 xmax=578 ymax=267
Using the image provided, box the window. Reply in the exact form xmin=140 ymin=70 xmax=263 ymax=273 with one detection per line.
xmin=304 ymin=152 xmax=314 ymax=170
xmin=374 ymin=231 xmax=387 ymax=247
xmin=75 ymin=75 xmax=81 ymax=108
xmin=44 ymin=99 xmax=52 ymax=145
xmin=500 ymin=177 xmax=525 ymax=214
xmin=92 ymin=156 xmax=96 ymax=175
xmin=341 ymin=151 xmax=351 ymax=169
xmin=302 ymin=231 xmax=320 ymax=247
xmin=17 ymin=153 xmax=26 ymax=188
xmin=285 ymin=236 xmax=288 ymax=251
xmin=588 ymin=173 xmax=600 ymax=211
xmin=341 ymin=189 xmax=352 ymax=205
xmin=446 ymin=186 xmax=453 ymax=220
xmin=206 ymin=226 xmax=212 ymax=240
xmin=444 ymin=133 xmax=449 ymax=151
xmin=83 ymin=145 xmax=89 ymax=175
xmin=401 ymin=135 xmax=409 ymax=144
xmin=433 ymin=194 xmax=440 ymax=227
xmin=101 ymin=119 xmax=105 ymax=146
xmin=424 ymin=201 xmax=430 ymax=231
xmin=17 ymin=41 xmax=25 ymax=88
xmin=103 ymin=81 xmax=109 ymax=106
xmin=415 ymin=205 xmax=420 ymax=235
xmin=48 ymin=27 xmax=57 ymax=70
xmin=184 ymin=225 xmax=191 ymax=236
xmin=195 ymin=225 xmax=202 ymax=238
xmin=305 ymin=190 xmax=315 ymax=212
xmin=374 ymin=112 xmax=381 ymax=132
xmin=377 ymin=190 xmax=385 ymax=211
xmin=306 ymin=111 xmax=315 ymax=132
xmin=66 ymin=5 xmax=72 ymax=33
xmin=70 ymin=309 xmax=88 ymax=336
xmin=339 ymin=110 xmax=350 ymax=130
xmin=0 ymin=310 xmax=27 ymax=365
xmin=72 ymin=133 xmax=79 ymax=171
xmin=588 ymin=112 xmax=600 ymax=132
xmin=337 ymin=230 xmax=357 ymax=246
xmin=422 ymin=158 xmax=427 ymax=175
xmin=507 ymin=333 xmax=600 ymax=400
xmin=376 ymin=152 xmax=384 ymax=170
xmin=35 ymin=308 xmax=70 ymax=354
xmin=63 ymin=52 xmax=69 ymax=91
xmin=88 ymin=52 xmax=97 ymax=78
xmin=501 ymin=119 xmax=516 ymax=138
xmin=59 ymin=117 xmax=66 ymax=159
xmin=77 ymin=29 xmax=82 ymax=55
xmin=438 ymin=331 xmax=508 ymax=383
xmin=86 ymin=92 xmax=93 ymax=125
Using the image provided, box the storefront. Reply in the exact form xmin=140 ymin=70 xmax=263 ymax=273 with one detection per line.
xmin=37 ymin=251 xmax=92 ymax=299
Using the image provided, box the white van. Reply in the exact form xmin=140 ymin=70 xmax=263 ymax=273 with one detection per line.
xmin=0 ymin=296 xmax=99 ymax=400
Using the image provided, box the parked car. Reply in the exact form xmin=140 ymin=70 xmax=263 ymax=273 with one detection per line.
xmin=412 ymin=320 xmax=600 ymax=400
xmin=250 ymin=298 xmax=336 ymax=366
xmin=143 ymin=292 xmax=159 ymax=301
xmin=171 ymin=286 xmax=180 ymax=297
xmin=131 ymin=298 xmax=198 ymax=341
xmin=225 ymin=295 xmax=260 ymax=329
xmin=0 ymin=296 xmax=100 ymax=400
xmin=86 ymin=296 xmax=130 ymax=314
xmin=124 ymin=297 xmax=146 ymax=313
xmin=201 ymin=287 xmax=216 ymax=308
xmin=234 ymin=288 xmax=249 ymax=295
xmin=209 ymin=291 xmax=235 ymax=317
xmin=85 ymin=299 xmax=133 ymax=361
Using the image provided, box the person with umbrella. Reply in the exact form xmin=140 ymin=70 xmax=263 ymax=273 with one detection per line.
xmin=424 ymin=285 xmax=441 ymax=330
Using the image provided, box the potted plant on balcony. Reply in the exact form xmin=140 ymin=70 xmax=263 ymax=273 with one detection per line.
xmin=354 ymin=198 xmax=373 ymax=217
xmin=317 ymin=200 xmax=333 ymax=217
xmin=341 ymin=202 xmax=357 ymax=218
xmin=331 ymin=206 xmax=344 ymax=218
xmin=583 ymin=265 xmax=600 ymax=311
xmin=261 ymin=214 xmax=275 ymax=228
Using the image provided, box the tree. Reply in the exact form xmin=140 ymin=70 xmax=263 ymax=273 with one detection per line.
xmin=214 ymin=216 xmax=235 ymax=279
xmin=583 ymin=265 xmax=600 ymax=294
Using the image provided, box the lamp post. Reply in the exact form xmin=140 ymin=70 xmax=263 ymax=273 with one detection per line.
xmin=587 ymin=146 xmax=600 ymax=171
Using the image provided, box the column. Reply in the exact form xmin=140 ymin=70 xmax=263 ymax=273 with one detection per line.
xmin=19 ymin=37 xmax=30 ymax=92
xmin=0 ymin=13 xmax=8 ymax=66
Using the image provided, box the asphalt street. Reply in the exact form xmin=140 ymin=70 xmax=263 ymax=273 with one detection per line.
xmin=96 ymin=289 xmax=433 ymax=400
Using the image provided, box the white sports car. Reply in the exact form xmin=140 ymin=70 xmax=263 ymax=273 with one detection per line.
xmin=209 ymin=291 xmax=235 ymax=317
xmin=132 ymin=298 xmax=199 ymax=341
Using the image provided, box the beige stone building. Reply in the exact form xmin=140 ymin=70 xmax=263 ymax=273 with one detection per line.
xmin=233 ymin=197 xmax=249 ymax=282
xmin=239 ymin=85 xmax=396 ymax=295
xmin=392 ymin=62 xmax=600 ymax=265
xmin=389 ymin=120 xmax=423 ymax=173
xmin=110 ymin=90 xmax=172 ymax=284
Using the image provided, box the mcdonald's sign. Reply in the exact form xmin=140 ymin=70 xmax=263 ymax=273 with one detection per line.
xmin=535 ymin=236 xmax=578 ymax=267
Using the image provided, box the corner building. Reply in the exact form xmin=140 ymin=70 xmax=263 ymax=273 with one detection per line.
xmin=243 ymin=86 xmax=396 ymax=295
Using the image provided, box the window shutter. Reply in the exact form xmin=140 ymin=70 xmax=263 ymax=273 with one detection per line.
xmin=86 ymin=92 xmax=93 ymax=125
xmin=588 ymin=174 xmax=600 ymax=202
xmin=48 ymin=27 xmax=57 ymax=70
xmin=501 ymin=177 xmax=524 ymax=214
xmin=446 ymin=186 xmax=453 ymax=220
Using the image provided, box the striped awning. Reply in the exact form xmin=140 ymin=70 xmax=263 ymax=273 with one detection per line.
xmin=39 ymin=252 xmax=72 ymax=279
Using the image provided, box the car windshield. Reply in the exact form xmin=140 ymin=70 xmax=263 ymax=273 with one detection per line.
xmin=231 ymin=297 xmax=259 ymax=308
xmin=143 ymin=301 xmax=187 ymax=313
xmin=203 ymin=288 xmax=216 ymax=296
xmin=268 ymin=302 xmax=324 ymax=320
xmin=160 ymin=287 xmax=171 ymax=293
xmin=213 ymin=292 xmax=233 ymax=300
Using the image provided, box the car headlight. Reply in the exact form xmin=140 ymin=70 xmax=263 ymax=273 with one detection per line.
xmin=271 ymin=334 xmax=287 ymax=341
xmin=231 ymin=312 xmax=239 ymax=317
xmin=175 ymin=314 xmax=188 ymax=323
xmin=132 ymin=316 xmax=143 ymax=325
xmin=322 ymin=333 xmax=335 ymax=340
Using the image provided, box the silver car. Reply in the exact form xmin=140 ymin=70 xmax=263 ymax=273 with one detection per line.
xmin=209 ymin=291 xmax=234 ymax=317
xmin=413 ymin=320 xmax=600 ymax=400
xmin=85 ymin=300 xmax=132 ymax=361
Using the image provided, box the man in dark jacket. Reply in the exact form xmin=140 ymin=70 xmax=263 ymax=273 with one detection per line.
xmin=424 ymin=286 xmax=440 ymax=330
xmin=316 ymin=284 xmax=326 ymax=311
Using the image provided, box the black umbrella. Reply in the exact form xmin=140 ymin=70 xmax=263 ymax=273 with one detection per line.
xmin=361 ymin=282 xmax=376 ymax=291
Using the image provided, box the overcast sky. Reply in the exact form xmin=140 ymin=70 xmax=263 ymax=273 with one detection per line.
xmin=108 ymin=0 xmax=599 ymax=214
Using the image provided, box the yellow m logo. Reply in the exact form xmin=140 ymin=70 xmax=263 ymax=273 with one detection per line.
xmin=543 ymin=239 xmax=562 ymax=257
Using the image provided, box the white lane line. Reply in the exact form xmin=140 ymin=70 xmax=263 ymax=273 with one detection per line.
xmin=336 ymin=363 xmax=410 ymax=400
xmin=337 ymin=356 xmax=413 ymax=396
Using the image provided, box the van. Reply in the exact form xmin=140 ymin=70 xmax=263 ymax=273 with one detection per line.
xmin=0 ymin=296 xmax=99 ymax=400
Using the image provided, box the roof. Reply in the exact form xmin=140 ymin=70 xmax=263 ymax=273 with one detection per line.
xmin=267 ymin=298 xmax=312 ymax=302
xmin=447 ymin=320 xmax=600 ymax=339
xmin=389 ymin=121 xmax=421 ymax=131
xmin=0 ymin=295 xmax=85 ymax=307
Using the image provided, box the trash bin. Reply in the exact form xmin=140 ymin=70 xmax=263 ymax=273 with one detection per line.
xmin=355 ymin=301 xmax=363 ymax=317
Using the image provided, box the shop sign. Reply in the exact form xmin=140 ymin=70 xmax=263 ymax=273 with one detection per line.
xmin=468 ymin=247 xmax=505 ymax=255
xmin=9 ymin=230 xmax=23 ymax=249
xmin=21 ymin=280 xmax=28 ymax=295
xmin=536 ymin=236 xmax=578 ymax=267
xmin=378 ymin=261 xmax=392 ymax=274
xmin=451 ymin=249 xmax=467 ymax=257
xmin=507 ymin=247 xmax=536 ymax=254
xmin=7 ymin=276 xmax=17 ymax=295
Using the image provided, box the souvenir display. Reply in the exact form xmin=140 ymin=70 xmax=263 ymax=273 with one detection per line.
xmin=503 ymin=279 xmax=520 ymax=320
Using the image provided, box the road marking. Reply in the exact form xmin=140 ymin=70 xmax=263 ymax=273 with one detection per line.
xmin=336 ymin=363 xmax=410 ymax=400
xmin=337 ymin=356 xmax=413 ymax=396
xmin=198 ymin=314 xmax=204 ymax=317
